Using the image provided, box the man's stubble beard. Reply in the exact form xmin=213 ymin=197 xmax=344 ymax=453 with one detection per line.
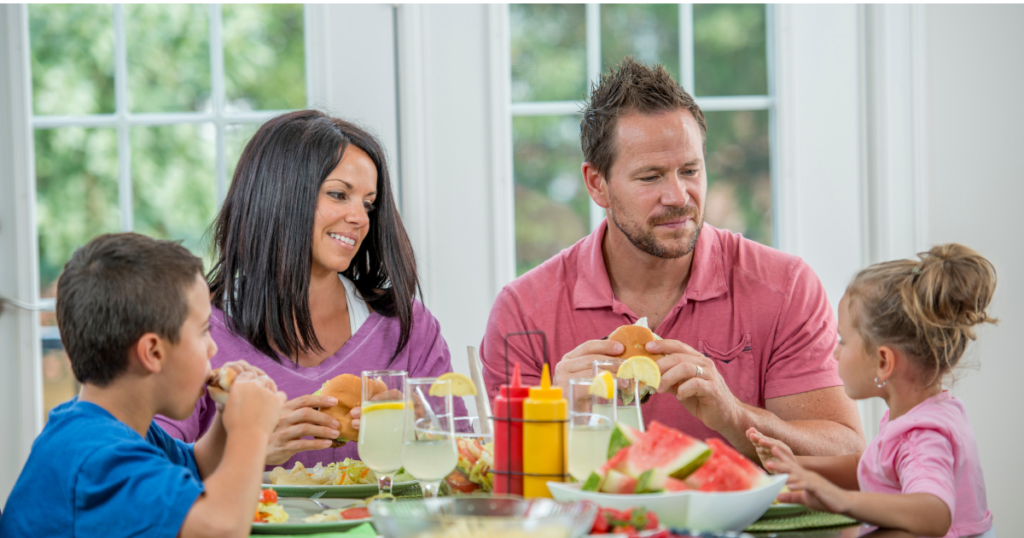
xmin=607 ymin=201 xmax=704 ymax=259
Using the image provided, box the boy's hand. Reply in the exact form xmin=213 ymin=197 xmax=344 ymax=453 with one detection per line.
xmin=212 ymin=360 xmax=277 ymax=411
xmin=222 ymin=371 xmax=286 ymax=438
xmin=768 ymin=455 xmax=853 ymax=514
xmin=746 ymin=427 xmax=797 ymax=472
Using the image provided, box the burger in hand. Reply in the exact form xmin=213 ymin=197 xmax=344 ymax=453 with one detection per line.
xmin=313 ymin=374 xmax=388 ymax=448
xmin=206 ymin=367 xmax=238 ymax=405
xmin=605 ymin=320 xmax=665 ymax=361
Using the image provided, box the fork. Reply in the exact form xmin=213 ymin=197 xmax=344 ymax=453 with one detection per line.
xmin=301 ymin=490 xmax=332 ymax=511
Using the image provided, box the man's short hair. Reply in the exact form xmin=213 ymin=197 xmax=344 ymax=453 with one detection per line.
xmin=56 ymin=233 xmax=205 ymax=387
xmin=581 ymin=56 xmax=707 ymax=178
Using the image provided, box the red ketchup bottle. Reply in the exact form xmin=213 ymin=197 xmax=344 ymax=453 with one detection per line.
xmin=493 ymin=363 xmax=529 ymax=496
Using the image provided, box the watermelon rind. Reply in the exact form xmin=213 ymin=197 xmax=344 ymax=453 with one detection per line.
xmin=633 ymin=469 xmax=661 ymax=494
xmin=600 ymin=469 xmax=637 ymax=494
xmin=622 ymin=422 xmax=711 ymax=487
xmin=582 ymin=471 xmax=604 ymax=492
xmin=607 ymin=422 xmax=644 ymax=459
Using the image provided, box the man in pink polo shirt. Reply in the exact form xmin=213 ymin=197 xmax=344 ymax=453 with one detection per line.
xmin=481 ymin=58 xmax=865 ymax=459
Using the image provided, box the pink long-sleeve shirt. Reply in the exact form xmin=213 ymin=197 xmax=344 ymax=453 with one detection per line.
xmin=858 ymin=391 xmax=993 ymax=538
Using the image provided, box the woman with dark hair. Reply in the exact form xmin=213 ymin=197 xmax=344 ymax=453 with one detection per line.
xmin=156 ymin=110 xmax=465 ymax=468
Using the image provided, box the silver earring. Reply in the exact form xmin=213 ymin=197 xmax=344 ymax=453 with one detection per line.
xmin=875 ymin=376 xmax=887 ymax=388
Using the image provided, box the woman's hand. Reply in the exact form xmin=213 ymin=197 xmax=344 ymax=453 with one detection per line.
xmin=264 ymin=394 xmax=343 ymax=466
xmin=746 ymin=427 xmax=797 ymax=473
xmin=350 ymin=387 xmax=404 ymax=430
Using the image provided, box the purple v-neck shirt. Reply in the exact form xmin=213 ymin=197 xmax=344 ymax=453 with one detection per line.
xmin=155 ymin=300 xmax=466 ymax=470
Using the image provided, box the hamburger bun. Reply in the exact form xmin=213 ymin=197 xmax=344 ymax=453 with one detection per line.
xmin=317 ymin=374 xmax=389 ymax=447
xmin=606 ymin=324 xmax=665 ymax=361
xmin=206 ymin=367 xmax=238 ymax=405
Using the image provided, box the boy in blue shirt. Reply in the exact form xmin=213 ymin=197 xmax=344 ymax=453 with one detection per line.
xmin=0 ymin=233 xmax=284 ymax=538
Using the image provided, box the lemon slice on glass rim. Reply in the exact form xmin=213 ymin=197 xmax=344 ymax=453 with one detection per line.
xmin=589 ymin=370 xmax=616 ymax=399
xmin=616 ymin=356 xmax=661 ymax=390
xmin=429 ymin=372 xmax=478 ymax=397
xmin=361 ymin=401 xmax=406 ymax=413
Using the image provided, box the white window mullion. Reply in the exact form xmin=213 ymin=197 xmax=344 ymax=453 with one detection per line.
xmin=680 ymin=4 xmax=695 ymax=93
xmin=113 ymin=4 xmax=132 ymax=232
xmin=209 ymin=4 xmax=227 ymax=205
xmin=585 ymin=3 xmax=603 ymax=231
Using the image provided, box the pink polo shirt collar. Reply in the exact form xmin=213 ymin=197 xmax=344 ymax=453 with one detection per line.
xmin=572 ymin=219 xmax=729 ymax=315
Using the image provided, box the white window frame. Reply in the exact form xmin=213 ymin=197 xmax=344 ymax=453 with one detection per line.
xmin=509 ymin=4 xmax=777 ymax=239
xmin=30 ymin=3 xmax=307 ymax=367
xmin=31 ymin=4 xmax=301 ymax=231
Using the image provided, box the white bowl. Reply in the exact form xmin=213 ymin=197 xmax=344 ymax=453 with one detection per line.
xmin=546 ymin=474 xmax=786 ymax=532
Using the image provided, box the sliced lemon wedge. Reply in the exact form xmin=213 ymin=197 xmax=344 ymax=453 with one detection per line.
xmin=429 ymin=372 xmax=478 ymax=397
xmin=361 ymin=401 xmax=406 ymax=413
xmin=589 ymin=370 xmax=616 ymax=399
xmin=616 ymin=356 xmax=661 ymax=390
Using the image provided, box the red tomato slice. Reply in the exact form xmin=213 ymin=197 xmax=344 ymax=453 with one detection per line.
xmin=444 ymin=470 xmax=479 ymax=493
xmin=340 ymin=507 xmax=370 ymax=520
xmin=259 ymin=489 xmax=278 ymax=504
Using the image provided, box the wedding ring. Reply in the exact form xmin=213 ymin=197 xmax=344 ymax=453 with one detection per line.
xmin=696 ymin=365 xmax=703 ymax=378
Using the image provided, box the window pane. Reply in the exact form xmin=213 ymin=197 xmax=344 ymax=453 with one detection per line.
xmin=226 ymin=122 xmax=261 ymax=182
xmin=510 ymin=5 xmax=587 ymax=103
xmin=35 ymin=128 xmax=120 ymax=293
xmin=131 ymin=124 xmax=217 ymax=267
xmin=42 ymin=349 xmax=78 ymax=421
xmin=223 ymin=4 xmax=306 ymax=112
xmin=601 ymin=4 xmax=680 ymax=81
xmin=513 ymin=115 xmax=589 ymax=275
xmin=703 ymin=110 xmax=771 ymax=245
xmin=29 ymin=4 xmax=115 ymax=116
xmin=126 ymin=4 xmax=210 ymax=113
xmin=693 ymin=4 xmax=768 ymax=96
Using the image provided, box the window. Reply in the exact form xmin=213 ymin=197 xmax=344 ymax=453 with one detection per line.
xmin=29 ymin=4 xmax=306 ymax=417
xmin=510 ymin=4 xmax=773 ymax=275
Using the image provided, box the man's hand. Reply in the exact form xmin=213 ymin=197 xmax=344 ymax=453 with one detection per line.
xmin=264 ymin=394 xmax=342 ymax=466
xmin=746 ymin=427 xmax=797 ymax=473
xmin=552 ymin=339 xmax=624 ymax=391
xmin=649 ymin=339 xmax=743 ymax=433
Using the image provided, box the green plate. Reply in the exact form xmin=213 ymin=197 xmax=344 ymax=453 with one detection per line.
xmin=763 ymin=503 xmax=809 ymax=518
xmin=263 ymin=471 xmax=418 ymax=498
xmin=251 ymin=498 xmax=371 ymax=534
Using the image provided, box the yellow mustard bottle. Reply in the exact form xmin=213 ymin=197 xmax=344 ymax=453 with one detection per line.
xmin=522 ymin=363 xmax=567 ymax=498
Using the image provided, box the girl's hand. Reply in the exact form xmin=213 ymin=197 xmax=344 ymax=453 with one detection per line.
xmin=769 ymin=457 xmax=853 ymax=514
xmin=746 ymin=427 xmax=797 ymax=472
xmin=264 ymin=394 xmax=343 ymax=465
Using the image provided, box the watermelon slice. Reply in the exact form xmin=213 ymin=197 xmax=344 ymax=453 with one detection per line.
xmin=684 ymin=438 xmax=771 ymax=492
xmin=663 ymin=477 xmax=690 ymax=491
xmin=582 ymin=445 xmax=632 ymax=492
xmin=600 ymin=469 xmax=638 ymax=494
xmin=607 ymin=422 xmax=644 ymax=459
xmin=620 ymin=421 xmax=710 ymax=490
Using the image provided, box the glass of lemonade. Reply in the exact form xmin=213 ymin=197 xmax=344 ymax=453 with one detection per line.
xmin=401 ymin=378 xmax=458 ymax=498
xmin=592 ymin=359 xmax=644 ymax=432
xmin=358 ymin=370 xmax=407 ymax=498
xmin=567 ymin=378 xmax=615 ymax=482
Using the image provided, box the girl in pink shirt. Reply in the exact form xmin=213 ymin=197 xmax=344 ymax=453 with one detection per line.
xmin=747 ymin=243 xmax=996 ymax=538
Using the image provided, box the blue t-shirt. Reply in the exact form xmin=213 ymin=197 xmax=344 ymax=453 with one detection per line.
xmin=0 ymin=398 xmax=204 ymax=537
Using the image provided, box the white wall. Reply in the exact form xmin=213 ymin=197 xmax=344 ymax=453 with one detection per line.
xmin=395 ymin=5 xmax=514 ymax=419
xmin=925 ymin=5 xmax=1024 ymax=535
